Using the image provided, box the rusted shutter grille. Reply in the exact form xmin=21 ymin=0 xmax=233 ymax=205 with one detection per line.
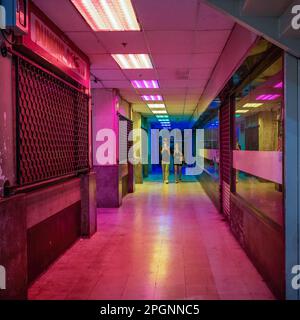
xmin=220 ymin=104 xmax=231 ymax=219
xmin=119 ymin=114 xmax=133 ymax=158
xmin=16 ymin=57 xmax=89 ymax=186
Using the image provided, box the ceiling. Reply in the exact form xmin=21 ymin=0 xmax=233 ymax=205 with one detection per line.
xmin=32 ymin=0 xmax=235 ymax=119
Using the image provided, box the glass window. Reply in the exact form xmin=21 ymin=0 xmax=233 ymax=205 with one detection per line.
xmin=234 ymin=57 xmax=283 ymax=226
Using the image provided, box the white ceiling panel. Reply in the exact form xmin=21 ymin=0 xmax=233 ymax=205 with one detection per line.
xmin=90 ymin=54 xmax=119 ymax=69
xmin=163 ymin=94 xmax=187 ymax=101
xmin=197 ymin=2 xmax=235 ymax=30
xmin=160 ymin=80 xmax=189 ymax=88
xmin=193 ymin=30 xmax=232 ymax=53
xmin=160 ymin=88 xmax=187 ymax=95
xmin=185 ymin=95 xmax=201 ymax=104
xmin=187 ymin=79 xmax=207 ymax=88
xmin=145 ymin=31 xmax=194 ymax=54
xmin=189 ymin=68 xmax=213 ymax=80
xmin=187 ymin=87 xmax=205 ymax=95
xmin=132 ymin=0 xmax=199 ymax=31
xmin=32 ymin=0 xmax=90 ymax=32
xmin=122 ymin=69 xmax=158 ymax=80
xmin=65 ymin=32 xmax=106 ymax=55
xmin=102 ymin=81 xmax=131 ymax=89
xmin=95 ymin=32 xmax=148 ymax=54
xmin=191 ymin=53 xmax=220 ymax=68
xmin=152 ymin=54 xmax=192 ymax=68
xmin=92 ymin=69 xmax=127 ymax=81
xmin=157 ymin=69 xmax=190 ymax=80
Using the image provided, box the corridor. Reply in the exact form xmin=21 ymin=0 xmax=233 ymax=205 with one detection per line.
xmin=28 ymin=177 xmax=274 ymax=300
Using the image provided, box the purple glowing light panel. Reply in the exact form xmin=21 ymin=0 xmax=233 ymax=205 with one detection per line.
xmin=142 ymin=95 xmax=163 ymax=101
xmin=256 ymin=94 xmax=281 ymax=101
xmin=274 ymin=81 xmax=283 ymax=89
xmin=131 ymin=80 xmax=159 ymax=89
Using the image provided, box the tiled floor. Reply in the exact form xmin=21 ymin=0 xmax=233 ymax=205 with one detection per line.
xmin=29 ymin=175 xmax=275 ymax=300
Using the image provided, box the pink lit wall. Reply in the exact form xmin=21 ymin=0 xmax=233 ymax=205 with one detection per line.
xmin=92 ymin=89 xmax=119 ymax=166
xmin=0 ymin=53 xmax=15 ymax=192
xmin=233 ymin=151 xmax=282 ymax=184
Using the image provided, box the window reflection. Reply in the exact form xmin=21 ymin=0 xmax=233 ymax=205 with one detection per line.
xmin=234 ymin=57 xmax=283 ymax=226
xmin=204 ymin=116 xmax=219 ymax=180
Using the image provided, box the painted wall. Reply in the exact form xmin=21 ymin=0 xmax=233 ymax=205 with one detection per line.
xmin=132 ymin=111 xmax=143 ymax=184
xmin=0 ymin=54 xmax=15 ymax=195
xmin=92 ymin=89 xmax=118 ymax=166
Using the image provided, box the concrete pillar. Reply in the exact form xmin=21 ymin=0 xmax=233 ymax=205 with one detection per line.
xmin=284 ymin=53 xmax=300 ymax=300
xmin=0 ymin=195 xmax=27 ymax=300
xmin=92 ymin=89 xmax=122 ymax=207
xmin=80 ymin=172 xmax=97 ymax=238
xmin=132 ymin=112 xmax=143 ymax=184
xmin=0 ymin=52 xmax=16 ymax=195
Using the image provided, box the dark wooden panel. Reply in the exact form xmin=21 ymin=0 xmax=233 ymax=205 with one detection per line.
xmin=27 ymin=201 xmax=81 ymax=283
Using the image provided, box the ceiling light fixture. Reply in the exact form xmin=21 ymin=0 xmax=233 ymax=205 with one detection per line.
xmin=71 ymin=0 xmax=140 ymax=31
xmin=131 ymin=80 xmax=159 ymax=89
xmin=242 ymin=103 xmax=263 ymax=108
xmin=156 ymin=115 xmax=169 ymax=118
xmin=142 ymin=95 xmax=163 ymax=101
xmin=274 ymin=81 xmax=283 ymax=89
xmin=236 ymin=109 xmax=249 ymax=113
xmin=147 ymin=104 xmax=166 ymax=109
xmin=112 ymin=54 xmax=153 ymax=69
xmin=152 ymin=110 xmax=168 ymax=114
xmin=256 ymin=94 xmax=281 ymax=101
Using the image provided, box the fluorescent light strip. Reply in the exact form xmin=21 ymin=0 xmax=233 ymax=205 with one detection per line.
xmin=100 ymin=0 xmax=121 ymax=30
xmin=112 ymin=54 xmax=153 ymax=69
xmin=242 ymin=103 xmax=263 ymax=108
xmin=131 ymin=80 xmax=159 ymax=89
xmin=148 ymin=104 xmax=166 ymax=109
xmin=274 ymin=81 xmax=283 ymax=89
xmin=256 ymin=94 xmax=281 ymax=101
xmin=236 ymin=109 xmax=249 ymax=113
xmin=142 ymin=95 xmax=163 ymax=101
xmin=71 ymin=0 xmax=140 ymax=31
xmin=152 ymin=110 xmax=167 ymax=114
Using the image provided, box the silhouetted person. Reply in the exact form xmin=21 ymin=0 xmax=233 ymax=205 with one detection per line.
xmin=161 ymin=138 xmax=171 ymax=184
xmin=174 ymin=142 xmax=184 ymax=183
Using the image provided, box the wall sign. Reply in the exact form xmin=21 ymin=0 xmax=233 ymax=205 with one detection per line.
xmin=17 ymin=2 xmax=90 ymax=88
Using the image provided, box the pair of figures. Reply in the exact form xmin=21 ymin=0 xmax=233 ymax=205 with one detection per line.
xmin=161 ymin=139 xmax=184 ymax=184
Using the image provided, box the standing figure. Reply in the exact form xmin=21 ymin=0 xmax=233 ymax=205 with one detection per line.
xmin=174 ymin=142 xmax=184 ymax=183
xmin=161 ymin=138 xmax=170 ymax=184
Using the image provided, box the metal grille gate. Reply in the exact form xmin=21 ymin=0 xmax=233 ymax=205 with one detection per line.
xmin=219 ymin=103 xmax=231 ymax=219
xmin=16 ymin=56 xmax=89 ymax=186
xmin=119 ymin=113 xmax=133 ymax=163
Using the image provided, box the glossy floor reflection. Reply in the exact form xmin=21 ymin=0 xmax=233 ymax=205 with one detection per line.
xmin=29 ymin=176 xmax=275 ymax=300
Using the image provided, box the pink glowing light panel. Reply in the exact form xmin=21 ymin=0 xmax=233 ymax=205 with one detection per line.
xmin=274 ymin=81 xmax=283 ymax=89
xmin=131 ymin=80 xmax=159 ymax=89
xmin=256 ymin=94 xmax=281 ymax=101
xmin=142 ymin=95 xmax=163 ymax=101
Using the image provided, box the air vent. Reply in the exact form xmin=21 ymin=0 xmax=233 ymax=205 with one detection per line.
xmin=176 ymin=69 xmax=190 ymax=80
